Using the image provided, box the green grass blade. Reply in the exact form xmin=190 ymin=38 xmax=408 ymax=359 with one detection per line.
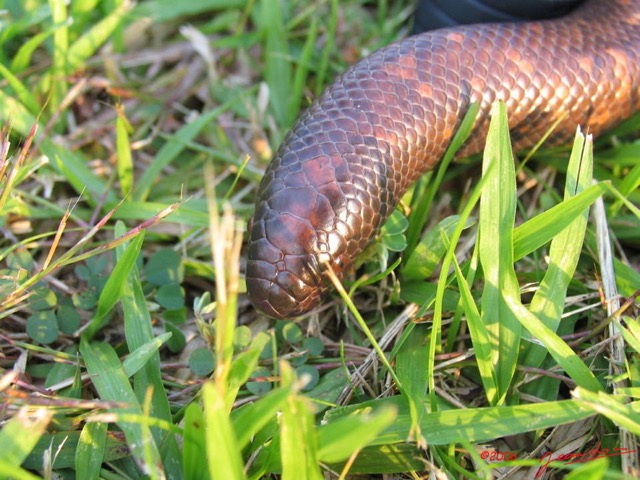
xmin=402 ymin=215 xmax=473 ymax=280
xmin=66 ymin=1 xmax=130 ymax=72
xmin=232 ymin=383 xmax=295 ymax=449
xmin=452 ymin=253 xmax=498 ymax=401
xmin=10 ymin=22 xmax=57 ymax=73
xmin=75 ymin=421 xmax=108 ymax=480
xmin=429 ymin=153 xmax=490 ymax=406
xmin=111 ymin=200 xmax=210 ymax=226
xmin=43 ymin=140 xmax=116 ymax=205
xmin=316 ymin=407 xmax=396 ymax=464
xmin=478 ymin=100 xmax=521 ymax=404
xmin=0 ymin=89 xmax=39 ymax=136
xmin=122 ymin=332 xmax=173 ymax=377
xmin=288 ymin=19 xmax=317 ymax=122
xmin=48 ymin=0 xmax=69 ymax=113
xmin=521 ymin=129 xmax=593 ymax=370
xmin=227 ymin=331 xmax=271 ymax=404
xmin=21 ymin=431 xmax=129 ymax=471
xmin=116 ymin=107 xmax=135 ymax=198
xmin=395 ymin=323 xmax=429 ymax=445
xmin=183 ymin=403 xmax=208 ymax=480
xmin=616 ymin=317 xmax=640 ymax=354
xmin=116 ymin=222 xmax=183 ymax=478
xmin=0 ymin=407 xmax=52 ymax=469
xmin=0 ymin=463 xmax=41 ymax=480
xmin=573 ymin=389 xmax=640 ymax=435
xmin=279 ymin=363 xmax=323 ymax=480
xmin=79 ymin=339 xmax=164 ymax=478
xmin=133 ymin=0 xmax=247 ymax=22
xmin=85 ymin=232 xmax=144 ymax=338
xmin=261 ymin=0 xmax=292 ymax=127
xmin=324 ymin=396 xmax=595 ymax=447
xmin=509 ymin=302 xmax=603 ymax=392
xmin=135 ymin=106 xmax=235 ymax=201
xmin=512 ymin=182 xmax=607 ymax=261
xmin=0 ymin=62 xmax=40 ymax=114
xmin=202 ymin=382 xmax=247 ymax=480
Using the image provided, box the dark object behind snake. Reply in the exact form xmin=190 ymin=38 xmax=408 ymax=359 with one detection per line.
xmin=246 ymin=0 xmax=640 ymax=319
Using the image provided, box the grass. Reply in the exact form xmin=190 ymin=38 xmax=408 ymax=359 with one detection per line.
xmin=1 ymin=0 xmax=639 ymax=479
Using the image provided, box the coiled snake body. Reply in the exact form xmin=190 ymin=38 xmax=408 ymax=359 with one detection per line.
xmin=247 ymin=0 xmax=640 ymax=319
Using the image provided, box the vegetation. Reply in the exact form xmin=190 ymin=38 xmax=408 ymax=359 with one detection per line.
xmin=1 ymin=0 xmax=639 ymax=478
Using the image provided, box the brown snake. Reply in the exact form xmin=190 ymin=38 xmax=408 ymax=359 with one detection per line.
xmin=246 ymin=0 xmax=640 ymax=319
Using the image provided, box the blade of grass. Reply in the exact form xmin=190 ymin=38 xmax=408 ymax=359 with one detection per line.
xmin=0 ymin=62 xmax=41 ymax=114
xmin=512 ymin=182 xmax=607 ymax=261
xmin=609 ymin=147 xmax=640 ymax=216
xmin=261 ymin=0 xmax=292 ymax=127
xmin=112 ymin=200 xmax=210 ymax=226
xmin=202 ymin=382 xmax=247 ymax=480
xmin=135 ymin=103 xmax=240 ymax=201
xmin=44 ymin=142 xmax=116 ymax=206
xmin=115 ymin=105 xmax=134 ymax=198
xmin=0 ymin=407 xmax=52 ymax=472
xmin=316 ymin=406 xmax=397 ymax=464
xmin=84 ymin=232 xmax=145 ymax=338
xmin=324 ymin=396 xmax=596 ymax=447
xmin=75 ymin=421 xmax=108 ymax=480
xmin=451 ymin=251 xmax=497 ymax=402
xmin=227 ymin=332 xmax=271 ymax=403
xmin=182 ymin=403 xmax=208 ymax=480
xmin=232 ymin=382 xmax=295 ymax=448
xmin=395 ymin=323 xmax=430 ymax=446
xmin=47 ymin=0 xmax=69 ymax=115
xmin=115 ymin=221 xmax=183 ymax=478
xmin=430 ymin=150 xmax=491 ymax=406
xmin=133 ymin=0 xmax=247 ymax=22
xmin=279 ymin=362 xmax=323 ymax=480
xmin=522 ymin=129 xmax=593 ymax=371
xmin=122 ymin=332 xmax=173 ymax=378
xmin=478 ymin=100 xmax=521 ymax=405
xmin=0 ymin=463 xmax=41 ymax=480
xmin=509 ymin=301 xmax=603 ymax=392
xmin=288 ymin=18 xmax=317 ymax=122
xmin=314 ymin=0 xmax=337 ymax=97
xmin=573 ymin=388 xmax=640 ymax=435
xmin=0 ymin=88 xmax=39 ymax=136
xmin=79 ymin=339 xmax=164 ymax=478
xmin=401 ymin=215 xmax=473 ymax=280
xmin=66 ymin=0 xmax=131 ymax=72
xmin=205 ymin=163 xmax=244 ymax=402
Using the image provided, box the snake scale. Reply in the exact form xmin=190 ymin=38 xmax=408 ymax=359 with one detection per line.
xmin=246 ymin=0 xmax=640 ymax=319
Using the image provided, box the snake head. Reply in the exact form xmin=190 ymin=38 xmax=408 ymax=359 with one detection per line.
xmin=245 ymin=152 xmax=357 ymax=319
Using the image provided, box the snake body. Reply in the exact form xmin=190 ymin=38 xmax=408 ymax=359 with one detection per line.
xmin=246 ymin=0 xmax=640 ymax=319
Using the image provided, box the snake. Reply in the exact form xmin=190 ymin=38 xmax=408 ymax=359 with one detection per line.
xmin=246 ymin=0 xmax=640 ymax=319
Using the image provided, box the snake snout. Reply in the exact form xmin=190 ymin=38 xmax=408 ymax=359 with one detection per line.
xmin=246 ymin=199 xmax=330 ymax=318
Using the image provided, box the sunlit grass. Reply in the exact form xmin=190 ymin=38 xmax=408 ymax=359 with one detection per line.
xmin=0 ymin=0 xmax=638 ymax=478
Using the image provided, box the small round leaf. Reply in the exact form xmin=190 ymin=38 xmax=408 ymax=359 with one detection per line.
xmin=302 ymin=337 xmax=324 ymax=356
xmin=234 ymin=326 xmax=252 ymax=348
xmin=57 ymin=302 xmax=82 ymax=334
xmin=30 ymin=287 xmax=57 ymax=311
xmin=145 ymin=249 xmax=183 ymax=286
xmin=246 ymin=367 xmax=272 ymax=395
xmin=156 ymin=283 xmax=185 ymax=310
xmin=281 ymin=322 xmax=303 ymax=345
xmin=189 ymin=347 xmax=214 ymax=376
xmin=295 ymin=365 xmax=319 ymax=391
xmin=27 ymin=311 xmax=59 ymax=344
